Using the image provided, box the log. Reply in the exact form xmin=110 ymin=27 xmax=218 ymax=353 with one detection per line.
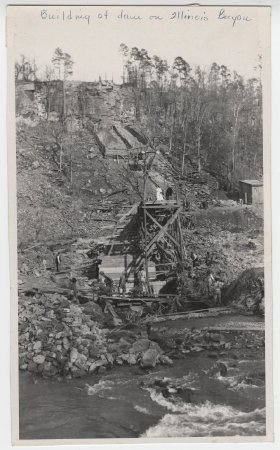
xmin=19 ymin=286 xmax=71 ymax=295
xmin=104 ymin=188 xmax=128 ymax=198
xmin=143 ymin=306 xmax=235 ymax=322
xmin=21 ymin=243 xmax=43 ymax=252
xmin=91 ymin=218 xmax=118 ymax=222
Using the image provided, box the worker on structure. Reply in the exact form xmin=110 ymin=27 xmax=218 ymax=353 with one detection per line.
xmin=118 ymin=270 xmax=127 ymax=296
xmin=100 ymin=271 xmax=114 ymax=296
xmin=55 ymin=252 xmax=61 ymax=272
xmin=156 ymin=187 xmax=164 ymax=202
xmin=139 ymin=266 xmax=147 ymax=294
xmin=94 ymin=258 xmax=102 ymax=280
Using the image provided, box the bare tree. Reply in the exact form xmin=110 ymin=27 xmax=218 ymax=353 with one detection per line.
xmin=51 ymin=48 xmax=74 ymax=119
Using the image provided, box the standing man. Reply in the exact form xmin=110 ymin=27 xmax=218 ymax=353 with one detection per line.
xmin=70 ymin=277 xmax=78 ymax=301
xmin=139 ymin=266 xmax=147 ymax=294
xmin=205 ymin=251 xmax=213 ymax=266
xmin=94 ymin=258 xmax=102 ymax=280
xmin=213 ymin=279 xmax=223 ymax=305
xmin=55 ymin=252 xmax=61 ymax=272
xmin=190 ymin=251 xmax=199 ymax=267
xmin=42 ymin=259 xmax=47 ymax=272
xmin=118 ymin=270 xmax=127 ymax=296
xmin=156 ymin=187 xmax=164 ymax=202
xmin=100 ymin=271 xmax=114 ymax=296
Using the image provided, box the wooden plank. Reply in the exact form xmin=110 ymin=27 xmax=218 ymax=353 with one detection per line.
xmin=118 ymin=203 xmax=139 ymax=223
xmin=207 ymin=326 xmax=264 ymax=332
xmin=107 ymin=203 xmax=139 ymax=256
xmin=100 ymin=295 xmax=176 ymax=302
xmin=141 ymin=205 xmax=181 ymax=210
xmin=155 ymin=307 xmax=231 ymax=317
xmin=143 ymin=307 xmax=235 ymax=322
xmin=19 ymin=287 xmax=71 ymax=295
xmin=144 ymin=200 xmax=181 ymax=206
xmin=156 ymin=242 xmax=177 ymax=262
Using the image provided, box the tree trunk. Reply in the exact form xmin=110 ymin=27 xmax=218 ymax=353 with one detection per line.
xmin=47 ymin=86 xmax=51 ymax=120
xmin=59 ymin=144 xmax=63 ymax=176
xmin=63 ymin=80 xmax=66 ymax=120
xmin=70 ymin=154 xmax=73 ymax=184
xmin=169 ymin=103 xmax=177 ymax=153
xmin=143 ymin=149 xmax=151 ymax=294
xmin=231 ymin=104 xmax=240 ymax=189
xmin=181 ymin=123 xmax=187 ymax=176
xmin=197 ymin=125 xmax=201 ymax=173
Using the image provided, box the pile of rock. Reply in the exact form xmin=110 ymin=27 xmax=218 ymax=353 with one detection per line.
xmin=18 ymin=293 xmax=171 ymax=378
xmin=223 ymin=267 xmax=264 ymax=314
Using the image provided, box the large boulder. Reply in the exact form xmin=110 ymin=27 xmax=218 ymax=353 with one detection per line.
xmin=223 ymin=267 xmax=264 ymax=313
xmin=89 ymin=359 xmax=107 ymax=373
xmin=129 ymin=339 xmax=161 ymax=356
xmin=70 ymin=348 xmax=79 ymax=363
xmin=33 ymin=341 xmax=42 ymax=351
xmin=140 ymin=349 xmax=160 ymax=368
xmin=120 ymin=353 xmax=137 ymax=365
xmin=82 ymin=302 xmax=104 ymax=320
xmin=33 ymin=354 xmax=45 ymax=364
xmin=75 ymin=353 xmax=88 ymax=370
xmin=130 ymin=338 xmax=150 ymax=354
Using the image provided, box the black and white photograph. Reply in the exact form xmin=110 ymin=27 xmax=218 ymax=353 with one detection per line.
xmin=7 ymin=4 xmax=272 ymax=443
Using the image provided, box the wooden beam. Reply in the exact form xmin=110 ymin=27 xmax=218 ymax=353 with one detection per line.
xmin=145 ymin=210 xmax=181 ymax=251
xmin=177 ymin=215 xmax=185 ymax=260
xmin=118 ymin=203 xmax=139 ymax=223
xmin=107 ymin=203 xmax=138 ymax=256
xmin=141 ymin=204 xmax=181 ymax=210
xmin=124 ymin=206 xmax=182 ymax=278
xmin=156 ymin=241 xmax=177 ymax=262
xmin=145 ymin=208 xmax=182 ymax=255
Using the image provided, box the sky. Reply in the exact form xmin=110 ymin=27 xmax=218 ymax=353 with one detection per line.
xmin=8 ymin=5 xmax=269 ymax=82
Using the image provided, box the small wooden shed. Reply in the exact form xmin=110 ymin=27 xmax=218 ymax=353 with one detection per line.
xmin=239 ymin=180 xmax=263 ymax=205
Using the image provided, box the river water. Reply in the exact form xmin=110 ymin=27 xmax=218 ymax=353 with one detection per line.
xmin=19 ymin=315 xmax=265 ymax=440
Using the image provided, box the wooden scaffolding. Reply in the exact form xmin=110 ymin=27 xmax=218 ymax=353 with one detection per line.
xmin=125 ymin=200 xmax=185 ymax=293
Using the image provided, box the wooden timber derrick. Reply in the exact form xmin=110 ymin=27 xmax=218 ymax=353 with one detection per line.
xmin=133 ymin=201 xmax=184 ymax=280
xmin=105 ymin=200 xmax=185 ymax=295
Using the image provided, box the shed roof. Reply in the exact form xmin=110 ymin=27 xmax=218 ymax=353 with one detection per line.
xmin=239 ymin=180 xmax=263 ymax=187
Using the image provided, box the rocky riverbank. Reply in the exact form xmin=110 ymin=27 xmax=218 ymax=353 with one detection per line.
xmin=18 ymin=287 xmax=264 ymax=380
xmin=19 ymin=313 xmax=265 ymax=439
xmin=18 ymin=291 xmax=175 ymax=378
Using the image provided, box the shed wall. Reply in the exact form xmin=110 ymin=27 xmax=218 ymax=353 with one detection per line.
xmin=239 ymin=182 xmax=252 ymax=204
xmin=252 ymin=186 xmax=263 ymax=204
